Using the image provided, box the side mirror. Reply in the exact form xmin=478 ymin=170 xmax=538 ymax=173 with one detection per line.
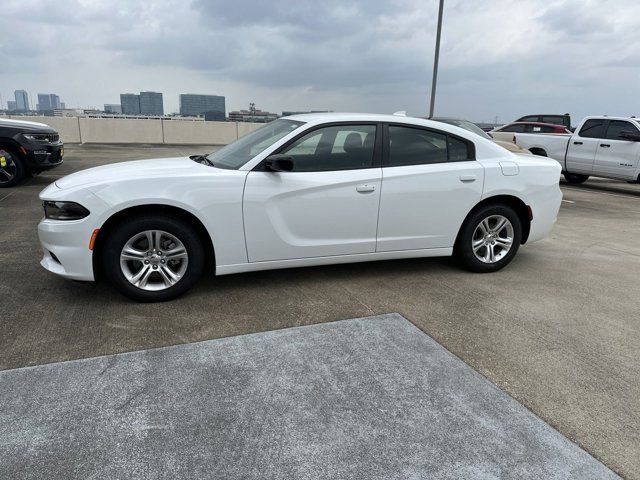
xmin=619 ymin=131 xmax=640 ymax=142
xmin=264 ymin=154 xmax=294 ymax=172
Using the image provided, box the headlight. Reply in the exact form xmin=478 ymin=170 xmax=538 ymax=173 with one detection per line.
xmin=43 ymin=201 xmax=90 ymax=220
xmin=24 ymin=133 xmax=59 ymax=142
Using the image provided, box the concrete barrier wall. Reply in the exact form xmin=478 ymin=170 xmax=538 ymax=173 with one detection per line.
xmin=6 ymin=116 xmax=266 ymax=145
xmin=163 ymin=120 xmax=238 ymax=145
xmin=79 ymin=118 xmax=164 ymax=144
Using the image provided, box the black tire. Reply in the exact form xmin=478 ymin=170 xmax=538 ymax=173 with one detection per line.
xmin=0 ymin=147 xmax=26 ymax=188
xmin=563 ymin=172 xmax=589 ymax=184
xmin=102 ymin=215 xmax=205 ymax=302
xmin=455 ymin=204 xmax=522 ymax=273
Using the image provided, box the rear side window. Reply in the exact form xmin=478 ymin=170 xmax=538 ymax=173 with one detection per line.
xmin=605 ymin=120 xmax=639 ymax=140
xmin=500 ymin=124 xmax=526 ymax=133
xmin=387 ymin=125 xmax=473 ymax=166
xmin=541 ymin=116 xmax=562 ymax=125
xmin=578 ymin=119 xmax=605 ymax=138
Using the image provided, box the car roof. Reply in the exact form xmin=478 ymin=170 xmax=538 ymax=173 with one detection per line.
xmin=506 ymin=121 xmax=566 ymax=128
xmin=282 ymin=112 xmax=479 ymax=132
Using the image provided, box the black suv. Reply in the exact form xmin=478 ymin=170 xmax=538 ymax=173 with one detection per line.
xmin=0 ymin=118 xmax=64 ymax=187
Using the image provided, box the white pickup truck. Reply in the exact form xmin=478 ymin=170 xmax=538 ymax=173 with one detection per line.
xmin=492 ymin=116 xmax=640 ymax=184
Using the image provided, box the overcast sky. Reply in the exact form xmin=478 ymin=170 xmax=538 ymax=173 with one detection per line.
xmin=1 ymin=0 xmax=639 ymax=122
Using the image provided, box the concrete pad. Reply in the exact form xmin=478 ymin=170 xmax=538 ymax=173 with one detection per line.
xmin=0 ymin=314 xmax=616 ymax=479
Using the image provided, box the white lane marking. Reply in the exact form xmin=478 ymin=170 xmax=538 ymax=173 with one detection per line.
xmin=562 ymin=200 xmax=575 ymax=204
xmin=561 ymin=186 xmax=640 ymax=200
xmin=0 ymin=191 xmax=15 ymax=202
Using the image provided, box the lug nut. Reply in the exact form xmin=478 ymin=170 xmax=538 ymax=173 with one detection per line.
xmin=153 ymin=265 xmax=158 ymax=269
xmin=144 ymin=260 xmax=149 ymax=264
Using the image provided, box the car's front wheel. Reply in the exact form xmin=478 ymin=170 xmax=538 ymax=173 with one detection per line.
xmin=102 ymin=215 xmax=205 ymax=302
xmin=0 ymin=148 xmax=26 ymax=188
xmin=455 ymin=204 xmax=522 ymax=273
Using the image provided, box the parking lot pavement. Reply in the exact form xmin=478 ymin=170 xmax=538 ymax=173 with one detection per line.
xmin=0 ymin=314 xmax=618 ymax=480
xmin=0 ymin=144 xmax=639 ymax=478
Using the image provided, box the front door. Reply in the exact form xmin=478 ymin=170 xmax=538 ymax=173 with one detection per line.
xmin=593 ymin=120 xmax=640 ymax=179
xmin=243 ymin=123 xmax=382 ymax=262
xmin=566 ymin=119 xmax=605 ymax=174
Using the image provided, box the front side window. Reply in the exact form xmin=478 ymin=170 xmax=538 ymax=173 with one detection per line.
xmin=578 ymin=119 xmax=605 ymax=139
xmin=388 ymin=125 xmax=472 ymax=166
xmin=281 ymin=124 xmax=377 ymax=172
xmin=605 ymin=120 xmax=639 ymax=140
xmin=206 ymin=119 xmax=304 ymax=169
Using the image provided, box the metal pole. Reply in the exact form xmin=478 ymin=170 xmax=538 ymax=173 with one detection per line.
xmin=429 ymin=0 xmax=444 ymax=118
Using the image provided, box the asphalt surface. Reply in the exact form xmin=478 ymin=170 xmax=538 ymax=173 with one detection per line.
xmin=0 ymin=314 xmax=618 ymax=480
xmin=1 ymin=144 xmax=639 ymax=478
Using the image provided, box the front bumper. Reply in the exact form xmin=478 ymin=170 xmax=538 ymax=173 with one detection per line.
xmin=38 ymin=218 xmax=95 ymax=281
xmin=25 ymin=142 xmax=64 ymax=173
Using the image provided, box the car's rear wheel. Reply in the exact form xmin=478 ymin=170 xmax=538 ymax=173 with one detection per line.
xmin=455 ymin=204 xmax=522 ymax=273
xmin=102 ymin=216 xmax=205 ymax=302
xmin=0 ymin=148 xmax=26 ymax=188
xmin=563 ymin=172 xmax=589 ymax=184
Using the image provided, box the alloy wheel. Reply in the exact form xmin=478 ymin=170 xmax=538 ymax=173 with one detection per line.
xmin=0 ymin=151 xmax=17 ymax=185
xmin=120 ymin=230 xmax=189 ymax=291
xmin=471 ymin=215 xmax=514 ymax=264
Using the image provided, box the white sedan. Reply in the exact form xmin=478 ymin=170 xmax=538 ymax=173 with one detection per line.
xmin=38 ymin=113 xmax=562 ymax=301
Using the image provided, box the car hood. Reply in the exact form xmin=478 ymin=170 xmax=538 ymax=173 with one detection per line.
xmin=0 ymin=118 xmax=56 ymax=133
xmin=55 ymin=156 xmax=207 ymax=190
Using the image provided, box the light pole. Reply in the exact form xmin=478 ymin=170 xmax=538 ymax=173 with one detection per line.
xmin=429 ymin=0 xmax=445 ymax=118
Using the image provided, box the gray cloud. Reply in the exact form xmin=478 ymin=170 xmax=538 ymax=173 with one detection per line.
xmin=1 ymin=0 xmax=639 ymax=121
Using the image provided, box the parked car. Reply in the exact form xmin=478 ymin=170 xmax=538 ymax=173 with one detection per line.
xmin=516 ymin=113 xmax=572 ymax=131
xmin=494 ymin=122 xmax=571 ymax=134
xmin=508 ymin=116 xmax=640 ymax=184
xmin=431 ymin=117 xmax=531 ymax=154
xmin=39 ymin=113 xmax=562 ymax=301
xmin=0 ymin=118 xmax=64 ymax=187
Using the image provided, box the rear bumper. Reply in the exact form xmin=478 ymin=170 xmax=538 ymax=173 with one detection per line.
xmin=527 ymin=187 xmax=562 ymax=243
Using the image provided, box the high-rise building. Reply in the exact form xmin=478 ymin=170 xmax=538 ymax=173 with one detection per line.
xmin=7 ymin=101 xmax=17 ymax=111
xmin=179 ymin=94 xmax=226 ymax=120
xmin=14 ymin=90 xmax=29 ymax=112
xmin=120 ymin=93 xmax=140 ymax=115
xmin=139 ymin=91 xmax=163 ymax=115
xmin=104 ymin=104 xmax=122 ymax=114
xmin=37 ymin=94 xmax=61 ymax=111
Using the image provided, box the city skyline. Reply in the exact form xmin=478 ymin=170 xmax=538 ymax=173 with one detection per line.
xmin=2 ymin=0 xmax=639 ymax=124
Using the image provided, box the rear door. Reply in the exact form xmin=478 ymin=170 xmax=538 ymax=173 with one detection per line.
xmin=593 ymin=120 xmax=640 ymax=179
xmin=566 ymin=119 xmax=605 ymax=173
xmin=376 ymin=124 xmax=484 ymax=251
xmin=243 ymin=123 xmax=382 ymax=262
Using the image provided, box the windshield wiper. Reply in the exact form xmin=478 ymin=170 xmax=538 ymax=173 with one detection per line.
xmin=189 ymin=154 xmax=214 ymax=167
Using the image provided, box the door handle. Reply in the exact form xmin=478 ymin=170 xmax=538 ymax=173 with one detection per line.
xmin=356 ymin=184 xmax=376 ymax=193
xmin=600 ymin=144 xmax=610 ymax=148
xmin=459 ymin=175 xmax=477 ymax=182
xmin=573 ymin=141 xmax=583 ymax=145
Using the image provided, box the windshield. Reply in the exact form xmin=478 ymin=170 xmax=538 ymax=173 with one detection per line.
xmin=206 ymin=119 xmax=304 ymax=169
xmin=433 ymin=118 xmax=492 ymax=140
